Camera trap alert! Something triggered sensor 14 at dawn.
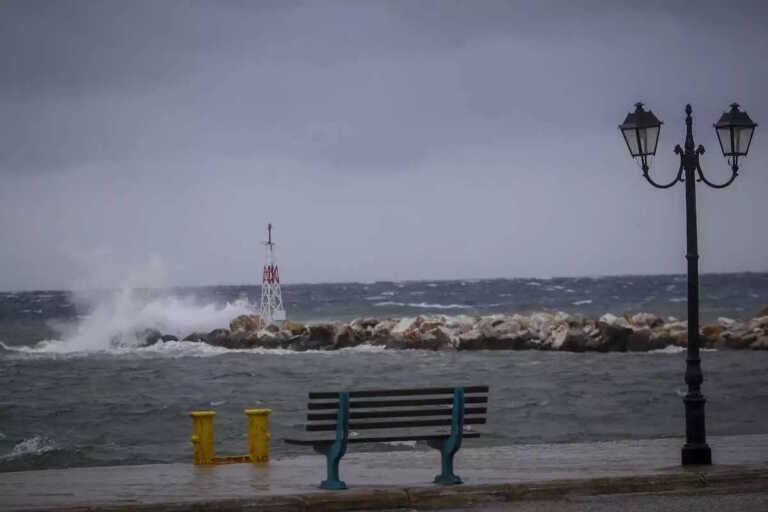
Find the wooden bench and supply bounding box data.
[284,385,489,490]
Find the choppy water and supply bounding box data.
[1,273,767,472]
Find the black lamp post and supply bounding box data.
[619,102,758,466]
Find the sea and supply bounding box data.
[1,273,767,472]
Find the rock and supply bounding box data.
[222,330,251,349]
[206,328,232,347]
[183,332,207,342]
[456,329,484,350]
[334,325,364,349]
[242,330,281,349]
[138,328,163,346]
[627,328,663,351]
[287,334,333,351]
[350,323,372,342]
[476,315,506,333]
[649,332,678,350]
[750,337,768,350]
[398,321,456,351]
[596,322,632,351]
[718,317,737,329]
[372,319,396,340]
[445,315,479,334]
[701,324,724,337]
[308,324,337,346]
[757,306,768,318]
[486,320,527,344]
[700,325,724,347]
[528,312,555,335]
[264,323,280,333]
[548,324,588,351]
[282,320,307,336]
[355,317,380,329]
[663,321,688,339]
[404,329,446,351]
[716,330,753,350]
[748,316,768,330]
[161,334,179,342]
[582,320,598,335]
[558,329,589,352]
[456,326,534,350]
[599,313,631,329]
[392,317,419,335]
[230,314,261,333]
[630,313,663,328]
[419,318,447,333]
[432,326,458,350]
[563,313,587,328]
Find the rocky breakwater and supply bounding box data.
[150,306,768,352]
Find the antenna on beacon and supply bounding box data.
[259,223,286,326]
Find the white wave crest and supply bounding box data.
[649,345,686,354]
[1,338,392,360]
[0,436,56,461]
[572,299,593,305]
[384,440,417,448]
[373,301,471,310]
[649,346,718,355]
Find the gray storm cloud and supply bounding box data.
[1,0,767,290]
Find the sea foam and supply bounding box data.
[0,436,57,461]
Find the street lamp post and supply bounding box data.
[618,103,758,466]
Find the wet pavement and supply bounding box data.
[1,434,767,511]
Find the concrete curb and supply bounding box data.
[41,465,768,512]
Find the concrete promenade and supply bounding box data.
[1,434,767,511]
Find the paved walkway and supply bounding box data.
[1,434,767,511]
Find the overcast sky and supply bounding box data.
[1,0,767,291]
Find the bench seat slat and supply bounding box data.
[307,407,487,421]
[285,432,481,446]
[308,396,487,410]
[306,417,486,432]
[309,385,489,399]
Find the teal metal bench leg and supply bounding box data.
[429,387,464,485]
[431,439,462,485]
[317,392,349,490]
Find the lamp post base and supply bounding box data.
[681,443,712,466]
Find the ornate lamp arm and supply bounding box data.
[696,160,739,189]
[641,146,684,189]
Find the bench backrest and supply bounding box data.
[305,386,488,439]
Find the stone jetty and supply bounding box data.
[147,306,768,352]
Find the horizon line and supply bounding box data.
[2,270,767,294]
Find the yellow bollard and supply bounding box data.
[189,411,216,465]
[245,408,271,462]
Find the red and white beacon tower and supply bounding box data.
[259,223,286,326]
